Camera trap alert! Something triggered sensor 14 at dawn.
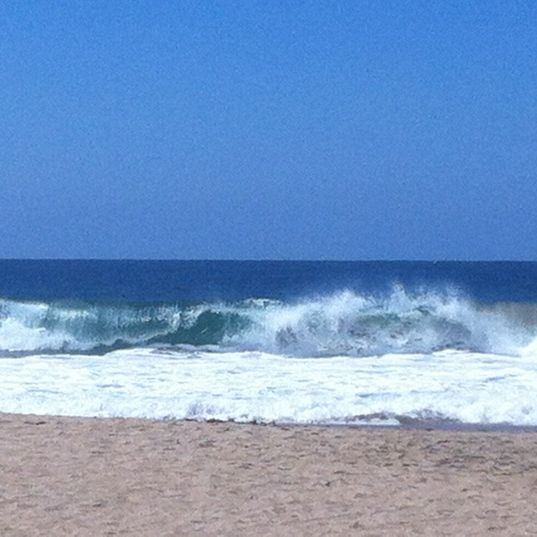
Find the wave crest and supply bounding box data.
[0,287,535,356]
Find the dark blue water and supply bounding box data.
[1,260,536,304]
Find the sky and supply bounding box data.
[1,0,536,260]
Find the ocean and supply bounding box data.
[1,259,537,426]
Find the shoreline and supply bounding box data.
[2,413,537,535]
[5,411,537,434]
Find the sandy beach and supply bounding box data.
[0,415,536,536]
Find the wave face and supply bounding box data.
[1,287,536,357]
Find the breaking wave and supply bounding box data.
[1,287,536,356]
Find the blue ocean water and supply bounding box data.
[1,260,537,426]
[2,259,537,303]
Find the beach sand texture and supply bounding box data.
[1,414,536,536]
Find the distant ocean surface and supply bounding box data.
[1,260,537,426]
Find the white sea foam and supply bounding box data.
[1,347,537,425]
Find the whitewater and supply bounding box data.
[2,280,537,427]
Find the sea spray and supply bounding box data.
[0,287,535,356]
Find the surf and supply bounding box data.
[1,286,535,357]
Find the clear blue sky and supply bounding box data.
[1,0,536,260]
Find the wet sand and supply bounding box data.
[1,414,537,536]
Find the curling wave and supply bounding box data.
[0,287,536,356]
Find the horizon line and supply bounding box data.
[0,257,536,263]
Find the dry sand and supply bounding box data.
[1,414,537,536]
